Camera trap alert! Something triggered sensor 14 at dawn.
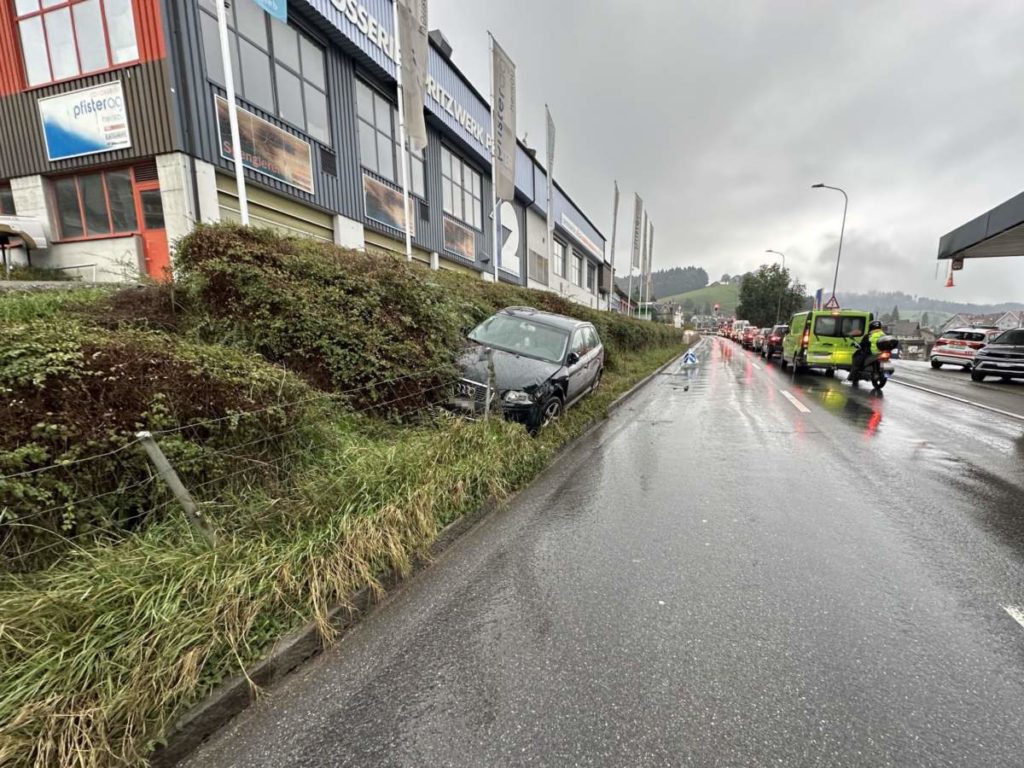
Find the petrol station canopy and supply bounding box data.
[937,189,1024,261]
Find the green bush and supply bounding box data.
[0,319,314,568]
[174,225,462,411]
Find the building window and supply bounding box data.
[0,183,15,216]
[199,0,330,145]
[572,253,582,286]
[355,80,425,196]
[51,169,138,239]
[586,262,597,293]
[441,146,482,230]
[14,0,139,88]
[552,240,566,278]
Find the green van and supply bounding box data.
[780,310,874,375]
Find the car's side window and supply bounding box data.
[585,327,600,350]
[570,330,587,357]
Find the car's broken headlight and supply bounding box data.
[503,390,533,405]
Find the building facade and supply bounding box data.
[0,0,610,305]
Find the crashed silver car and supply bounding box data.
[449,307,605,433]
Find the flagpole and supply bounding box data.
[393,0,414,261]
[608,180,618,312]
[215,0,248,224]
[545,105,554,288]
[488,33,500,283]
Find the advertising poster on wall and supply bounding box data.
[215,96,314,194]
[38,82,132,161]
[363,174,415,235]
[444,217,475,260]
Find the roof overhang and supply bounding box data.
[937,189,1024,260]
[0,216,48,250]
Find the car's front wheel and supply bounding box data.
[971,370,986,382]
[530,395,563,435]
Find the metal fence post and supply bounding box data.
[484,348,496,420]
[137,431,216,547]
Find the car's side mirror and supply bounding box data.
[566,352,580,366]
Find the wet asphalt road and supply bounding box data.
[182,336,1024,768]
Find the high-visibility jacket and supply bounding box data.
[866,328,886,354]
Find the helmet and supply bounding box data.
[869,320,883,331]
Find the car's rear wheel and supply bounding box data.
[825,368,835,378]
[780,355,788,370]
[931,359,942,369]
[970,370,986,382]
[963,365,972,371]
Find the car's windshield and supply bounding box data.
[469,314,570,363]
[993,329,1024,346]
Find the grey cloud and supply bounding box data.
[429,0,1024,304]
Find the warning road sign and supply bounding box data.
[824,295,841,311]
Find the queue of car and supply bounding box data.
[720,313,1024,385]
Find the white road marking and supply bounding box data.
[751,362,762,370]
[1004,605,1024,630]
[891,379,1024,423]
[781,390,811,414]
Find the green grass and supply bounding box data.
[0,344,682,768]
[657,282,739,313]
[0,224,687,768]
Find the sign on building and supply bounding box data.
[38,82,132,161]
[252,0,287,21]
[215,97,314,194]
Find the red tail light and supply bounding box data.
[967,342,984,350]
[770,336,780,342]
[802,332,809,347]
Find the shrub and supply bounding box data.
[0,320,314,568]
[174,225,462,412]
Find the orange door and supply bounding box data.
[134,179,169,280]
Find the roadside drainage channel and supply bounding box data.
[151,347,688,767]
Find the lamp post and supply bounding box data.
[811,183,847,302]
[765,249,786,324]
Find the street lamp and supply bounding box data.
[765,249,786,324]
[811,183,848,302]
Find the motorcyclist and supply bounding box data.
[849,320,886,382]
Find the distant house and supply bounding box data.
[889,320,927,361]
[939,312,1022,333]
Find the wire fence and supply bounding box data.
[1,356,503,570]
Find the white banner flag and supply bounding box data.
[631,194,643,270]
[490,36,517,202]
[546,105,555,178]
[397,0,429,152]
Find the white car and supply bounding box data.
[929,327,1001,370]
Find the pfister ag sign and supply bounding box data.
[38,82,132,162]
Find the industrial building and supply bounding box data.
[0,0,611,308]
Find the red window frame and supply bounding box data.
[51,166,147,242]
[14,0,139,88]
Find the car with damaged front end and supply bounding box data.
[448,307,605,434]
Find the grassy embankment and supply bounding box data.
[0,225,686,767]
[658,281,739,314]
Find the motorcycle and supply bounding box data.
[848,336,898,390]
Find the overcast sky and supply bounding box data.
[429,0,1024,305]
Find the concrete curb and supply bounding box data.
[151,348,686,767]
